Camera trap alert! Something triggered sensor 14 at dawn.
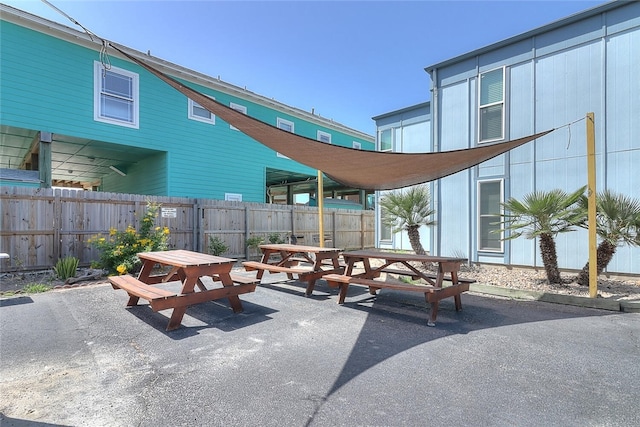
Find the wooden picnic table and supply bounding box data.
[109,249,257,331]
[243,243,344,296]
[324,250,473,326]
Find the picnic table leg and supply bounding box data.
[337,282,349,304]
[218,272,243,313]
[304,279,317,296]
[427,299,439,327]
[126,295,141,307]
[167,307,187,331]
[426,271,447,327]
[451,270,463,311]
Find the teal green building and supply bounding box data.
[0,4,374,203]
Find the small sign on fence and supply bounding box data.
[161,207,177,218]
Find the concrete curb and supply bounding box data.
[469,283,635,312]
[620,300,640,313]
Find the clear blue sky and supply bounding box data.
[5,0,605,134]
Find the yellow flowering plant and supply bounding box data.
[88,202,170,274]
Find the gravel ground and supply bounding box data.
[453,263,639,300]
[1,263,639,301]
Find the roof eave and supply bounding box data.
[0,3,374,141]
[424,0,621,76]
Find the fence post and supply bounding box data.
[53,189,61,263]
[361,212,365,249]
[194,199,201,252]
[244,205,250,260]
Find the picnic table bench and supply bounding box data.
[109,250,257,331]
[323,274,473,326]
[243,243,344,296]
[331,250,475,326]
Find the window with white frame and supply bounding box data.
[94,62,139,128]
[188,98,215,124]
[276,118,294,158]
[317,130,332,144]
[277,117,294,133]
[229,102,247,131]
[478,180,503,252]
[379,128,392,151]
[352,141,361,149]
[478,67,504,142]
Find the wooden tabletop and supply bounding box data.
[258,243,342,253]
[137,249,236,267]
[341,250,466,263]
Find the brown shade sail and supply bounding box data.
[111,44,554,191]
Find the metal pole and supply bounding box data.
[317,171,325,247]
[586,112,598,298]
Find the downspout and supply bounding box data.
[430,68,440,256]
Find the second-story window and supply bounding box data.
[276,118,294,158]
[277,117,294,133]
[379,128,392,151]
[94,62,139,128]
[188,98,215,124]
[317,130,332,144]
[479,67,505,142]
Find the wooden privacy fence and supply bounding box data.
[0,187,375,272]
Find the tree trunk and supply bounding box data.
[576,240,617,286]
[407,225,426,255]
[539,233,562,284]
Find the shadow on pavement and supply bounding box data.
[0,296,34,307]
[0,413,71,427]
[304,286,618,425]
[124,298,278,339]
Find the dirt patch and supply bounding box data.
[0,268,110,295]
[374,261,640,301]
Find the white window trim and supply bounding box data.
[188,97,215,124]
[477,179,504,253]
[277,117,294,133]
[352,141,362,149]
[478,66,505,143]
[317,130,332,144]
[276,118,294,159]
[229,102,247,131]
[94,61,139,128]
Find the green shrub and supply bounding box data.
[88,202,170,275]
[53,256,79,280]
[208,236,229,256]
[246,236,265,249]
[267,232,285,244]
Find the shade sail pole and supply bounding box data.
[586,112,598,298]
[317,171,325,248]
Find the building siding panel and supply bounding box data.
[422,2,639,274]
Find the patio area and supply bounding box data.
[1,272,639,426]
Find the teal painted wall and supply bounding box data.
[1,19,374,200]
[0,180,39,188]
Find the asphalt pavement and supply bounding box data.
[1,274,639,427]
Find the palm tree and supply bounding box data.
[379,184,435,255]
[500,187,585,284]
[575,190,640,286]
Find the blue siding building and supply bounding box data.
[0,4,374,203]
[376,1,639,275]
